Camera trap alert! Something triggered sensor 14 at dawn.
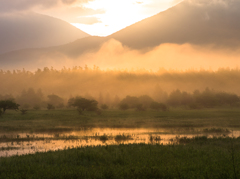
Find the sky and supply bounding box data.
[0,0,181,36]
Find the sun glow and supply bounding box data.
[71,0,177,36]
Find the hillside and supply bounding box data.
[1,0,240,70]
[110,0,240,49]
[0,12,89,54]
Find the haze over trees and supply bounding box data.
[167,88,240,109]
[1,67,240,111]
[1,67,240,104]
[16,88,44,108]
[1,1,240,178]
[47,94,64,108]
[119,95,167,111]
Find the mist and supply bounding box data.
[2,37,240,105]
[78,39,240,71]
[2,64,240,109]
[14,38,240,72]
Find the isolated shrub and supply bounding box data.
[20,109,27,115]
[101,104,109,110]
[47,104,55,110]
[0,99,20,114]
[119,103,129,110]
[68,97,98,111]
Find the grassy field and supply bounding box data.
[0,108,240,134]
[1,108,240,178]
[1,137,240,179]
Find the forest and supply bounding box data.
[1,66,240,111]
[1,67,240,179]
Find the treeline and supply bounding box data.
[2,67,240,100]
[167,88,240,108]
[0,88,65,110]
[1,88,240,111]
[118,88,240,111]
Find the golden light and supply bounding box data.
[71,0,177,36]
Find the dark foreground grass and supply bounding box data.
[1,137,240,179]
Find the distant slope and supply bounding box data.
[0,36,105,70]
[1,0,240,70]
[0,12,89,54]
[110,0,240,49]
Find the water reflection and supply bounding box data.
[0,128,239,157]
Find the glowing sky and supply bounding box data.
[0,0,180,36]
[70,0,181,36]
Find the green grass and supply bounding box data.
[1,137,240,179]
[1,108,240,134]
[1,108,240,178]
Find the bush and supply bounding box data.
[101,104,109,110]
[0,99,20,114]
[150,102,168,111]
[119,103,129,110]
[68,97,98,112]
[47,104,55,110]
[20,109,28,115]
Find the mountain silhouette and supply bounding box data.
[0,12,89,54]
[1,0,240,69]
[110,0,240,49]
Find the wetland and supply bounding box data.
[1,108,240,157]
